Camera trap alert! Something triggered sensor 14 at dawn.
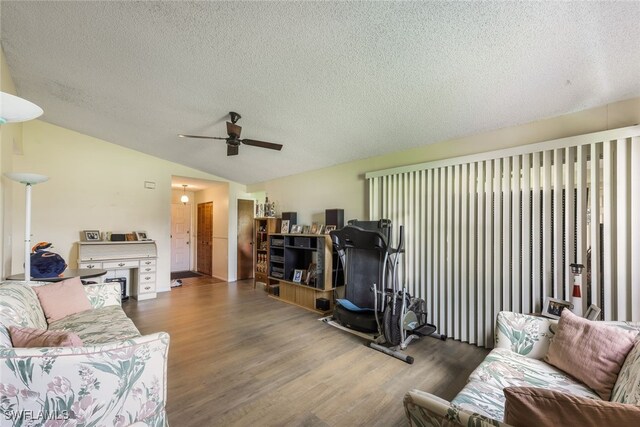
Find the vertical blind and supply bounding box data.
[366,126,640,347]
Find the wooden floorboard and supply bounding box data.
[123,277,489,426]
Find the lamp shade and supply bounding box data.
[0,92,43,124]
[180,184,189,204]
[5,172,49,185]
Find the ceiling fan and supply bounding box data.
[178,112,283,156]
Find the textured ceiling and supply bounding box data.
[2,2,640,184]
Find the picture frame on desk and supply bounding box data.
[135,231,149,241]
[302,225,310,234]
[310,223,318,234]
[584,304,601,321]
[291,224,302,234]
[325,225,336,234]
[281,220,290,234]
[542,297,572,319]
[82,230,101,242]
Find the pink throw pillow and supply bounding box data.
[544,309,637,400]
[33,277,92,323]
[503,387,640,426]
[9,326,83,347]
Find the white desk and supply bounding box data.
[77,241,157,300]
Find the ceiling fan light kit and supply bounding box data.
[179,111,283,156]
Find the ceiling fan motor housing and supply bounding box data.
[227,121,242,139]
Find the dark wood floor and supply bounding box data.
[123,277,488,426]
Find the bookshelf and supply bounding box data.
[254,217,279,290]
[268,233,339,314]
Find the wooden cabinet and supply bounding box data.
[254,217,279,289]
[268,233,337,314]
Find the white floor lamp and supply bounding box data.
[1,90,45,283]
[5,173,49,283]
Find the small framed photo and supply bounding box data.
[292,269,304,283]
[302,225,310,234]
[584,304,601,321]
[310,223,318,234]
[135,231,149,241]
[126,233,137,241]
[542,297,573,319]
[83,230,101,242]
[291,224,302,234]
[317,224,325,235]
[281,220,290,234]
[325,225,337,234]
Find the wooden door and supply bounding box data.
[197,202,213,276]
[171,203,191,272]
[237,199,254,280]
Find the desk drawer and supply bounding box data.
[138,273,156,284]
[103,260,139,269]
[140,265,156,274]
[139,282,156,294]
[79,262,102,269]
[140,259,156,267]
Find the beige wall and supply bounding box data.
[248,97,640,225]
[7,120,239,291]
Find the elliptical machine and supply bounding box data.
[326,220,445,364]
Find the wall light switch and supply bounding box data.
[144,181,156,189]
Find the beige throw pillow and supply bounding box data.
[9,326,83,347]
[544,309,636,400]
[504,387,640,427]
[33,277,92,323]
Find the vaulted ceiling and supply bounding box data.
[2,2,639,184]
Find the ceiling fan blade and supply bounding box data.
[227,144,239,156]
[179,134,227,140]
[241,139,283,151]
[226,122,242,138]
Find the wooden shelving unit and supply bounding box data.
[268,233,338,314]
[254,217,279,290]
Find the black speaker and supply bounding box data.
[282,212,297,225]
[325,209,344,229]
[316,298,330,311]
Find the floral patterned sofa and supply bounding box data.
[404,311,640,426]
[0,281,170,427]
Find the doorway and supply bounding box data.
[197,202,213,276]
[171,203,191,272]
[237,199,254,280]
